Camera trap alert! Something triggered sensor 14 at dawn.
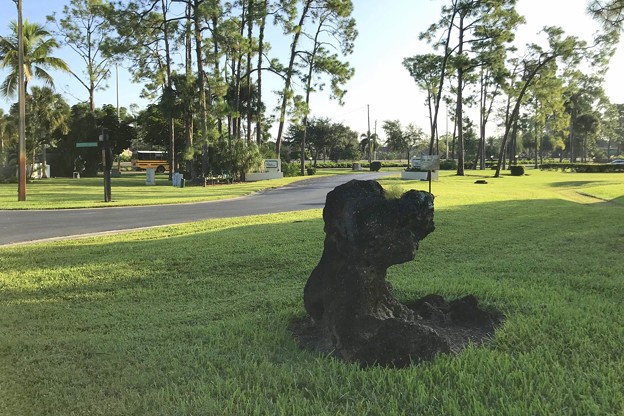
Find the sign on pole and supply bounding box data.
[420,155,440,193]
[76,142,99,148]
[420,155,440,171]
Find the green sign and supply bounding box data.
[76,142,99,148]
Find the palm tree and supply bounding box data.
[359,132,380,163]
[0,109,9,158]
[0,19,70,97]
[27,86,70,177]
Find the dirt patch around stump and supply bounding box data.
[290,293,503,366]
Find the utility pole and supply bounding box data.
[374,120,377,160]
[16,0,26,201]
[116,64,120,120]
[445,105,449,160]
[101,127,112,202]
[367,104,371,163]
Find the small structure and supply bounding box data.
[293,180,501,367]
[172,172,185,187]
[26,163,50,179]
[145,168,156,185]
[245,159,284,182]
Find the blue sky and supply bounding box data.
[1,0,621,140]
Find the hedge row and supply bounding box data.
[280,161,407,176]
[539,163,624,173]
[311,161,407,169]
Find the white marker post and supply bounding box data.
[420,155,440,193]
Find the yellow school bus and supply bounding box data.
[131,150,169,173]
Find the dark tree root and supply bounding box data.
[290,293,503,368]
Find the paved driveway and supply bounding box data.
[0,172,394,246]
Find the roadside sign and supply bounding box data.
[420,155,440,171]
[76,142,99,148]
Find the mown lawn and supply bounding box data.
[0,170,623,415]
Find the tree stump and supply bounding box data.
[298,179,500,367]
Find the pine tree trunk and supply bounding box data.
[275,0,313,157]
[455,14,465,176]
[234,2,246,141]
[212,14,223,138]
[256,0,266,145]
[161,0,175,179]
[185,3,194,177]
[429,6,457,156]
[194,0,208,176]
[246,0,254,143]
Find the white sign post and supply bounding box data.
[420,155,440,193]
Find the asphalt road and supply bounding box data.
[0,172,392,246]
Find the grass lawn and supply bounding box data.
[0,170,623,415]
[0,169,360,210]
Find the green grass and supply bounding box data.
[1,170,623,415]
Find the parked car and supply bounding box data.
[608,159,624,165]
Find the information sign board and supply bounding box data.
[420,155,440,171]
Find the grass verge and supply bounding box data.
[0,170,623,415]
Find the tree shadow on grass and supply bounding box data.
[548,180,608,188]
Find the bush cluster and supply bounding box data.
[281,160,407,175]
[369,161,382,172]
[310,161,407,169]
[509,165,525,176]
[464,161,497,169]
[539,163,624,173]
[439,159,458,170]
[312,161,354,168]
[0,175,18,184]
[384,184,404,200]
[281,161,302,177]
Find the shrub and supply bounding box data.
[384,184,404,200]
[230,141,263,181]
[439,159,457,170]
[307,167,316,176]
[281,161,301,177]
[509,165,525,176]
[302,161,407,169]
[0,175,18,184]
[370,161,382,172]
[539,163,624,173]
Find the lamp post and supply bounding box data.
[16,0,26,201]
